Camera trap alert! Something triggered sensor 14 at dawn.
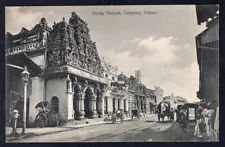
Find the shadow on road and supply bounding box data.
[156,121,173,123]
[145,120,155,122]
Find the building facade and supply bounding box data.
[101,58,130,115]
[164,94,187,109]
[196,5,219,104]
[175,96,188,106]
[155,86,163,104]
[146,89,157,114]
[6,12,109,126]
[164,94,175,109]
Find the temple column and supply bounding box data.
[138,97,141,110]
[125,99,129,112]
[108,97,113,113]
[75,93,85,120]
[89,95,97,118]
[140,97,143,112]
[96,95,103,118]
[115,98,118,109]
[102,95,105,116]
[120,98,123,110]
[66,75,73,120]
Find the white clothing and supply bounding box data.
[214,106,219,131]
[204,109,214,137]
[161,102,166,113]
[194,119,202,137]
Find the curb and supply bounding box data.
[6,118,132,142]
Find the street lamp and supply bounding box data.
[21,66,30,134]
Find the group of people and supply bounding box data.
[194,101,219,141]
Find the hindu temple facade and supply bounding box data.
[6,12,162,127]
[6,12,108,126]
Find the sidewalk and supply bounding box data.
[6,116,131,141]
[6,115,156,142]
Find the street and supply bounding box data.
[9,116,203,142]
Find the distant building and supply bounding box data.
[175,96,187,107]
[101,57,118,83]
[101,58,130,114]
[164,94,175,109]
[164,94,187,109]
[146,89,157,114]
[135,70,141,83]
[155,86,163,104]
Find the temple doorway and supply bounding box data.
[84,87,93,118]
[51,96,59,114]
[113,98,115,110]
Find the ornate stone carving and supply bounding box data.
[46,12,104,77]
[84,80,88,88]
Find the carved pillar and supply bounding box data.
[139,97,142,112]
[89,95,97,118]
[102,95,105,116]
[123,99,128,112]
[120,98,123,110]
[96,94,103,118]
[74,93,85,120]
[116,97,119,110]
[141,97,144,113]
[96,84,103,118]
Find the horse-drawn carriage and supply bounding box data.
[112,109,124,124]
[131,109,141,120]
[157,100,173,122]
[34,101,59,128]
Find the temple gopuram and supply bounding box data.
[6,12,107,126]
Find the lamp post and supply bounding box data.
[21,66,30,134]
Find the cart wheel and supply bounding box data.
[36,112,48,127]
[35,118,44,128]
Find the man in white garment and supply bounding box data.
[214,106,219,141]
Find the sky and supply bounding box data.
[5,5,207,102]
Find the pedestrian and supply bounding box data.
[174,109,177,122]
[194,104,204,138]
[170,108,174,121]
[180,106,188,132]
[203,102,214,139]
[213,106,219,141]
[176,107,181,123]
[209,100,219,141]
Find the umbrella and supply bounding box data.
[35,101,49,109]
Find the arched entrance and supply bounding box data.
[118,99,120,109]
[84,87,94,118]
[51,96,59,113]
[104,97,108,114]
[124,99,126,112]
[113,98,116,110]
